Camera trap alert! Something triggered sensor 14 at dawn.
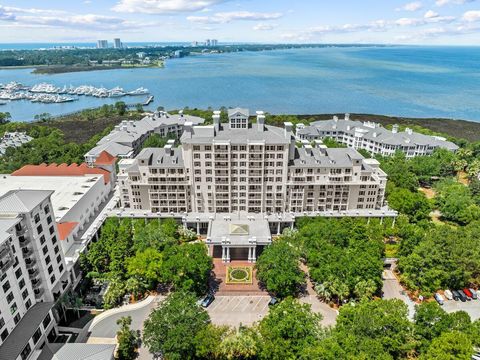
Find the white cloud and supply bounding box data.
[463,10,480,21]
[112,0,228,14]
[187,11,282,24]
[436,0,476,6]
[396,1,423,11]
[424,10,439,18]
[253,23,275,31]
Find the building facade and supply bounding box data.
[0,190,68,360]
[296,114,459,158]
[119,109,387,216]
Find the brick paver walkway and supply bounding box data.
[211,259,267,295]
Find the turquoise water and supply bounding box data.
[1,46,480,122]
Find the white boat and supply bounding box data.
[128,87,149,96]
[109,86,126,97]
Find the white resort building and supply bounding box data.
[118,109,394,262]
[295,114,458,157]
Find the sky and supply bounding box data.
[0,0,479,45]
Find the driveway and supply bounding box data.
[382,269,415,320]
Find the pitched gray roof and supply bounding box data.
[136,147,184,168]
[52,344,116,360]
[228,108,250,118]
[182,124,291,145]
[291,147,365,168]
[0,217,21,243]
[0,189,53,213]
[0,302,53,360]
[303,119,459,150]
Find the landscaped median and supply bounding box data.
[225,266,253,285]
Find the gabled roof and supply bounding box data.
[94,151,117,166]
[12,163,112,184]
[57,222,79,240]
[228,107,250,118]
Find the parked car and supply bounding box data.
[444,290,453,300]
[434,293,444,305]
[452,290,461,301]
[477,290,480,299]
[268,297,278,306]
[463,288,473,299]
[469,289,478,300]
[457,290,468,302]
[200,294,215,308]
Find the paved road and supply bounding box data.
[299,295,338,326]
[382,269,415,320]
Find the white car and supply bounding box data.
[444,290,453,300]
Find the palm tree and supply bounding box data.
[314,283,332,302]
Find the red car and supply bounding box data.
[463,288,473,299]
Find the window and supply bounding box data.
[0,318,4,329]
[56,255,62,264]
[14,313,21,325]
[34,213,41,223]
[25,299,32,310]
[59,264,64,273]
[42,246,48,255]
[22,289,29,300]
[49,226,54,235]
[42,313,51,329]
[45,255,51,265]
[40,235,46,245]
[21,343,31,360]
[6,292,14,304]
[50,275,56,284]
[36,225,43,235]
[48,265,53,275]
[15,268,22,279]
[47,216,52,225]
[2,281,10,292]
[10,303,17,315]
[54,246,59,255]
[44,205,50,214]
[19,279,25,289]
[1,329,8,341]
[33,328,42,344]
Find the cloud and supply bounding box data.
[424,10,439,18]
[463,10,480,21]
[436,0,476,6]
[396,2,423,11]
[0,6,16,21]
[187,11,282,24]
[112,0,228,14]
[253,23,275,31]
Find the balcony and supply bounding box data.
[25,259,37,269]
[22,247,33,257]
[28,268,39,279]
[34,288,45,299]
[19,236,30,245]
[16,224,27,236]
[32,277,42,288]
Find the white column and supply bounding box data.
[252,246,256,263]
[290,222,294,230]
[392,217,396,228]
[197,222,200,235]
[222,246,226,262]
[226,247,230,263]
[248,247,252,263]
[277,222,281,235]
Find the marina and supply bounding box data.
[0,81,149,104]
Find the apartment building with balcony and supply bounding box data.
[118,109,391,262]
[296,114,458,158]
[0,190,68,360]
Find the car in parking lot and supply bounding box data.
[469,289,478,300]
[457,290,468,302]
[463,288,474,300]
[200,294,215,308]
[268,297,278,306]
[434,293,444,305]
[444,290,453,300]
[451,290,461,301]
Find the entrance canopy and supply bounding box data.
[207,213,272,246]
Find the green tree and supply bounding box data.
[218,328,258,360]
[255,239,305,298]
[387,186,432,222]
[257,298,323,360]
[143,291,210,360]
[421,331,473,360]
[126,248,163,288]
[160,243,212,295]
[116,316,140,360]
[115,101,127,116]
[194,324,229,360]
[0,112,11,124]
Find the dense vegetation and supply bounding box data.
[80,218,209,308]
[143,292,480,360]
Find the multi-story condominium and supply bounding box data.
[118,109,391,262]
[296,114,458,157]
[0,190,68,360]
[84,111,204,165]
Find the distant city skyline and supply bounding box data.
[0,0,479,45]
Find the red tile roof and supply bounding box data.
[94,151,117,166]
[12,163,111,184]
[57,222,78,241]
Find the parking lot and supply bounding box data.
[206,295,338,327]
[443,298,480,320]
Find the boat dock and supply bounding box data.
[143,96,154,106]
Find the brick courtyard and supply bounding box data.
[211,259,268,295]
